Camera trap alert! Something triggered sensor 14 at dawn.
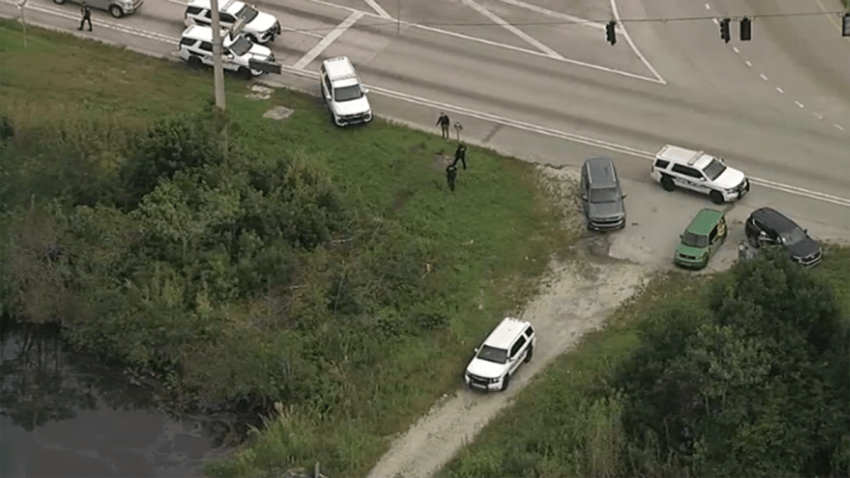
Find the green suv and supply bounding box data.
[674,208,728,269]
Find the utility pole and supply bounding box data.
[209,0,226,109]
[17,0,27,49]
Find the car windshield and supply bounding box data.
[228,35,253,56]
[334,85,363,102]
[779,227,807,245]
[589,187,620,203]
[235,4,259,22]
[477,345,508,364]
[702,158,727,181]
[682,231,709,248]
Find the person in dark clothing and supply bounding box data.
[79,2,92,31]
[446,164,457,192]
[452,144,467,170]
[436,112,450,140]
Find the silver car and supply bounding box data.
[53,0,143,18]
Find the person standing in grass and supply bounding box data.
[452,144,467,170]
[436,112,450,140]
[446,164,457,192]
[79,2,92,31]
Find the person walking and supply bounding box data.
[452,144,467,170]
[446,164,457,192]
[436,112,450,140]
[79,2,92,31]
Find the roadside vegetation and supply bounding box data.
[0,20,577,478]
[442,245,850,478]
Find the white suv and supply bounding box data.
[464,318,536,392]
[184,0,281,44]
[320,57,373,127]
[651,144,750,204]
[177,25,276,79]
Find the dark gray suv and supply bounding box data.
[580,157,627,231]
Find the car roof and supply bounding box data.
[751,207,799,232]
[584,157,618,188]
[187,0,246,13]
[323,57,358,82]
[657,145,715,168]
[182,25,235,43]
[686,208,724,236]
[483,317,531,349]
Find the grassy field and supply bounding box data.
[440,244,850,477]
[0,20,579,477]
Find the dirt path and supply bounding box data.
[366,167,649,478]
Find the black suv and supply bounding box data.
[745,207,822,267]
[580,157,627,231]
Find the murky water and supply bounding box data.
[1,322,230,478]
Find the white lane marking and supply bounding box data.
[166,0,187,4]
[494,0,608,32]
[732,47,739,53]
[795,101,804,108]
[273,64,850,208]
[712,18,719,24]
[759,73,768,80]
[461,0,563,60]
[745,60,752,67]
[776,87,784,93]
[293,11,363,70]
[705,3,711,8]
[297,0,664,83]
[836,124,845,131]
[814,113,824,120]
[363,0,391,20]
[280,25,325,39]
[610,0,667,84]
[18,2,176,42]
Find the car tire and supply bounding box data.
[109,5,123,17]
[187,56,202,68]
[238,67,252,80]
[710,190,725,205]
[661,176,675,191]
[501,374,510,391]
[524,346,533,363]
[748,234,759,248]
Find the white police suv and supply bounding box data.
[464,317,536,392]
[651,144,750,204]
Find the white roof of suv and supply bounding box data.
[483,317,530,349]
[182,24,230,43]
[323,57,358,85]
[656,144,715,168]
[187,0,245,14]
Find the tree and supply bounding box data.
[618,248,850,477]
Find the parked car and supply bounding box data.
[177,25,276,79]
[580,157,627,231]
[464,318,536,392]
[651,145,750,204]
[674,208,728,269]
[320,56,372,127]
[184,0,281,44]
[53,0,143,18]
[745,207,822,267]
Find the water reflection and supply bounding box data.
[0,322,228,478]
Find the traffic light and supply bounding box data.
[606,21,616,45]
[740,17,751,41]
[843,13,850,37]
[720,18,731,43]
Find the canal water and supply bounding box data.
[1,322,231,478]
